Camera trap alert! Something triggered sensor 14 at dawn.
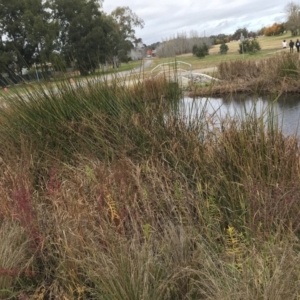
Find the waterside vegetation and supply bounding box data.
[190,52,300,96]
[154,33,300,97]
[0,74,299,299]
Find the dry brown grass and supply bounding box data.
[1,152,299,299]
[0,221,31,299]
[189,52,300,96]
[0,77,299,298]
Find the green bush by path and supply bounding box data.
[239,39,261,54]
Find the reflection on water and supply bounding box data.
[181,94,300,136]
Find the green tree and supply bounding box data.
[0,0,144,77]
[232,28,248,40]
[0,0,57,74]
[239,39,261,54]
[192,43,209,58]
[49,52,67,72]
[48,0,109,75]
[48,2,144,74]
[257,26,266,36]
[219,42,229,54]
[109,6,144,67]
[0,46,15,80]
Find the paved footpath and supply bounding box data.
[0,59,154,101]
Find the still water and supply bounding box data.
[181,94,300,136]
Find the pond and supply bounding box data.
[181,94,300,136]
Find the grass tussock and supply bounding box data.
[190,52,300,96]
[0,76,299,299]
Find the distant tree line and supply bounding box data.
[255,2,300,36]
[0,0,144,76]
[146,1,300,59]
[148,42,161,50]
[155,31,212,58]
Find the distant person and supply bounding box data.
[282,39,287,49]
[289,40,294,53]
[296,39,300,52]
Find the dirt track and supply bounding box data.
[192,67,217,74]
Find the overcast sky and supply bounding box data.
[102,0,288,45]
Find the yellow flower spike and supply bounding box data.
[225,226,244,272]
[106,193,120,224]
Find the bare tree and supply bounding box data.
[156,31,212,58]
[285,2,300,36]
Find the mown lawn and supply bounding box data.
[150,32,300,71]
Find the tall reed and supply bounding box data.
[191,52,300,96]
[0,75,299,298]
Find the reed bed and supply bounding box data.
[0,75,299,299]
[190,52,300,96]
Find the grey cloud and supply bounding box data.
[102,0,288,44]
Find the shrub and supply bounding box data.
[239,38,261,54]
[219,42,229,54]
[192,43,209,58]
[277,52,300,78]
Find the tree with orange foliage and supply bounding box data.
[264,23,285,36]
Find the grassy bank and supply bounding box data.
[189,52,300,96]
[152,32,297,70]
[0,77,300,299]
[147,33,300,97]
